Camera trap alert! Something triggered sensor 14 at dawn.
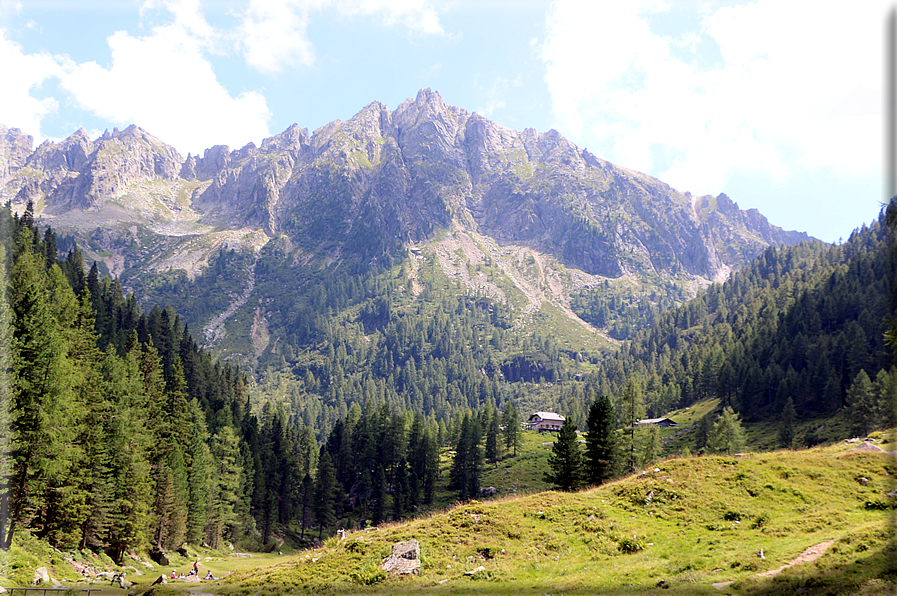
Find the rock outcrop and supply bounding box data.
[0,89,813,281]
[0,90,817,353]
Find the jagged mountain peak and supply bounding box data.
[1,90,813,292]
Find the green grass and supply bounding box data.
[212,444,895,595]
[5,442,894,595]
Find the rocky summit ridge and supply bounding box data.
[0,90,813,353]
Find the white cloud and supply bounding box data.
[0,28,62,137]
[237,0,445,74]
[476,75,522,118]
[58,5,271,155]
[141,0,218,46]
[541,0,887,196]
[239,0,325,73]
[336,0,445,36]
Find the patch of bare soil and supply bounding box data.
[755,540,836,578]
[711,540,836,591]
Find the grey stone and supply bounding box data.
[381,539,421,576]
[33,566,50,585]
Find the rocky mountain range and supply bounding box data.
[0,89,814,358]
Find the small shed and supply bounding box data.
[527,412,565,432]
[637,417,678,427]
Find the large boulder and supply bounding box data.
[381,539,421,576]
[149,548,169,566]
[848,442,884,454]
[32,567,50,585]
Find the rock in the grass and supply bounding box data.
[381,539,421,575]
[33,567,50,585]
[465,565,487,576]
[849,442,884,454]
[149,548,169,566]
[480,486,498,497]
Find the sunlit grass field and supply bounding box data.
[213,443,895,595]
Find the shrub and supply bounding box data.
[350,564,387,585]
[751,513,770,529]
[617,536,645,554]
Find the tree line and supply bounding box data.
[1,203,317,557]
[542,386,747,492]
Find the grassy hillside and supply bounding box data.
[216,443,895,595]
[3,440,893,595]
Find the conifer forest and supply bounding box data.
[2,198,896,557]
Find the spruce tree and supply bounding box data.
[584,394,615,486]
[485,409,500,464]
[543,418,583,492]
[450,412,482,501]
[313,451,337,538]
[208,426,244,548]
[7,229,86,548]
[779,396,796,449]
[846,370,875,436]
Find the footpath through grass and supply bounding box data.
[213,443,896,595]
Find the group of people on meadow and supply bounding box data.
[169,559,216,581]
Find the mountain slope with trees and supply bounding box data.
[0,91,812,371]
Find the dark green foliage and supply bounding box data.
[543,418,583,492]
[0,205,275,555]
[485,407,500,464]
[779,396,796,449]
[584,392,615,486]
[581,215,895,440]
[450,412,482,501]
[571,278,686,340]
[313,451,338,538]
[846,370,875,437]
[502,404,521,457]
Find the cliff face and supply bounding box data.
[2,125,183,214]
[0,89,813,314]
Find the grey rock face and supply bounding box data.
[0,124,33,183]
[1,90,812,282]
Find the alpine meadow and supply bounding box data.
[0,90,895,595]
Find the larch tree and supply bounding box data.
[502,404,521,456]
[620,379,645,473]
[707,407,746,455]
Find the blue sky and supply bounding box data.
[0,0,889,244]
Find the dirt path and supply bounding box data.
[711,540,835,591]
